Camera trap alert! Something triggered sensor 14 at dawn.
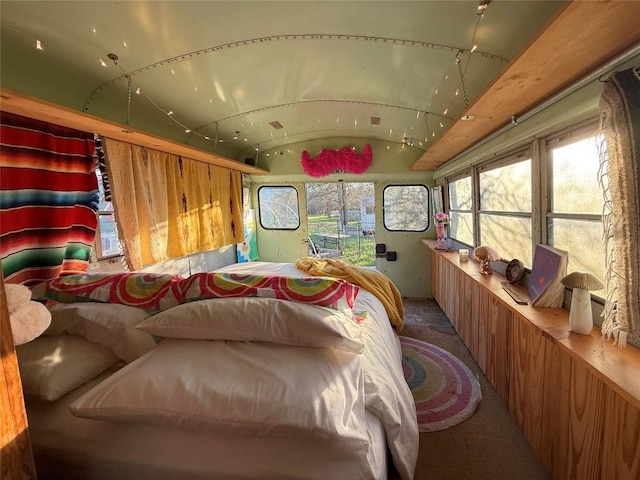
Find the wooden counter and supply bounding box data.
[424,240,640,480]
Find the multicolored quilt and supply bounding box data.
[35,271,359,313]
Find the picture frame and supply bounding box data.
[432,186,443,215]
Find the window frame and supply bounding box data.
[257,185,301,231]
[443,117,604,299]
[382,184,430,232]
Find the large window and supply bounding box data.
[546,125,604,297]
[258,186,300,230]
[478,153,533,266]
[448,175,474,246]
[94,168,122,259]
[383,185,429,231]
[444,119,605,297]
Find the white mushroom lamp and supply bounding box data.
[560,271,603,335]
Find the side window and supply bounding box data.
[546,129,604,297]
[478,155,533,266]
[94,168,122,259]
[258,186,300,230]
[383,185,429,231]
[448,175,474,246]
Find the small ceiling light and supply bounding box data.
[470,45,478,53]
[135,87,141,94]
[167,110,174,116]
[477,0,491,14]
[185,129,191,133]
[35,39,44,50]
[461,114,475,121]
[443,108,449,115]
[99,58,108,67]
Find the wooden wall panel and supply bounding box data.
[566,360,606,479]
[427,244,640,480]
[483,294,511,404]
[0,275,37,479]
[601,387,640,480]
[474,281,489,375]
[541,340,573,479]
[509,317,546,452]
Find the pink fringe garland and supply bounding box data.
[301,144,372,177]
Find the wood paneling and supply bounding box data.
[426,241,640,480]
[0,88,268,176]
[0,275,37,479]
[412,1,640,171]
[601,391,640,480]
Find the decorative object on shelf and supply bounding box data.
[560,271,603,335]
[472,245,500,275]
[300,144,372,177]
[458,248,469,262]
[505,258,525,283]
[528,244,568,308]
[433,212,449,250]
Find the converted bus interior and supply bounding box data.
[1,1,639,479]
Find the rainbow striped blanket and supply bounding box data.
[35,271,359,314]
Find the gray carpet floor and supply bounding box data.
[390,298,551,480]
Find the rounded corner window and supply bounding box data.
[382,184,430,232]
[258,185,300,230]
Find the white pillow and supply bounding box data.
[17,335,119,402]
[45,303,157,362]
[69,338,368,449]
[135,297,363,353]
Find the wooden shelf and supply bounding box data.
[424,239,640,480]
[0,88,268,176]
[423,239,640,409]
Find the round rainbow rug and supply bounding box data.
[399,336,482,432]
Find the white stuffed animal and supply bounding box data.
[5,283,52,346]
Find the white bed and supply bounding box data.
[20,262,418,479]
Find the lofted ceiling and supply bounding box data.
[1,1,639,173]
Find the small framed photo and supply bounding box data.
[432,186,443,215]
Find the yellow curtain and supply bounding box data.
[103,138,243,270]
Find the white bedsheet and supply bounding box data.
[215,262,419,479]
[26,261,417,480]
[27,366,388,480]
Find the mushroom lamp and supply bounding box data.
[472,246,500,275]
[560,271,603,335]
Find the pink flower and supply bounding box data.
[433,212,449,224]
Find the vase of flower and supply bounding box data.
[436,223,445,248]
[433,212,449,249]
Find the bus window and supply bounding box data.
[258,186,300,230]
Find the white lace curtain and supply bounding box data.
[598,66,640,348]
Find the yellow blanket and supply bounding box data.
[295,256,404,331]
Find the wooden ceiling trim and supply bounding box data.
[412,0,640,172]
[0,89,268,175]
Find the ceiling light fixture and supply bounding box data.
[477,0,491,14]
